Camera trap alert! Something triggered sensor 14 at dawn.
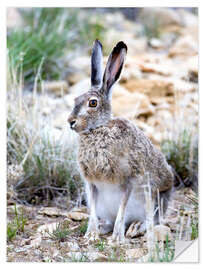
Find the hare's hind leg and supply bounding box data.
[85,183,100,240]
[112,180,132,243]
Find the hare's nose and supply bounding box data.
[68,118,76,129]
[70,120,76,128]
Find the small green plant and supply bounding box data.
[48,222,70,241]
[78,220,88,235]
[95,239,105,252]
[70,253,90,262]
[186,192,198,240]
[7,204,27,241]
[191,219,198,240]
[149,235,175,262]
[156,237,174,262]
[108,247,125,262]
[7,223,17,241]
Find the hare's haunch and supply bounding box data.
[68,40,174,242]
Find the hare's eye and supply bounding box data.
[89,99,97,107]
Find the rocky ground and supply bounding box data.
[7,8,198,262]
[7,187,197,262]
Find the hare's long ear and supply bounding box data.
[91,39,103,88]
[102,41,127,98]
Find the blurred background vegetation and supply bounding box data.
[7,8,105,85]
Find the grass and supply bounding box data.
[7,204,27,241]
[70,253,90,262]
[107,247,125,262]
[78,220,88,235]
[95,239,106,252]
[155,236,174,262]
[7,55,82,207]
[148,236,175,262]
[47,221,70,242]
[186,192,198,240]
[161,129,198,190]
[7,8,106,85]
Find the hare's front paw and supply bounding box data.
[85,231,100,242]
[111,222,125,244]
[85,220,100,241]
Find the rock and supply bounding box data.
[67,71,87,85]
[86,251,107,262]
[112,84,129,98]
[67,211,89,221]
[43,81,69,96]
[38,207,69,217]
[148,38,165,50]
[104,29,147,55]
[138,8,182,28]
[65,241,80,251]
[124,79,174,98]
[112,89,155,118]
[120,66,142,82]
[29,235,42,248]
[139,62,172,76]
[185,56,198,83]
[154,224,172,241]
[167,78,197,93]
[126,248,145,260]
[168,35,198,58]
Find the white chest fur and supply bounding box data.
[85,181,146,225]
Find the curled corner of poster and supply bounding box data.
[174,239,199,263]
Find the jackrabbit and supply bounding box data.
[68,40,174,242]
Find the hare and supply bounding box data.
[68,40,174,242]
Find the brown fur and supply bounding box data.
[78,117,173,197]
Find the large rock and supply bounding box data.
[67,70,88,86]
[123,79,174,98]
[104,29,147,55]
[168,35,198,58]
[138,8,182,28]
[112,85,155,118]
